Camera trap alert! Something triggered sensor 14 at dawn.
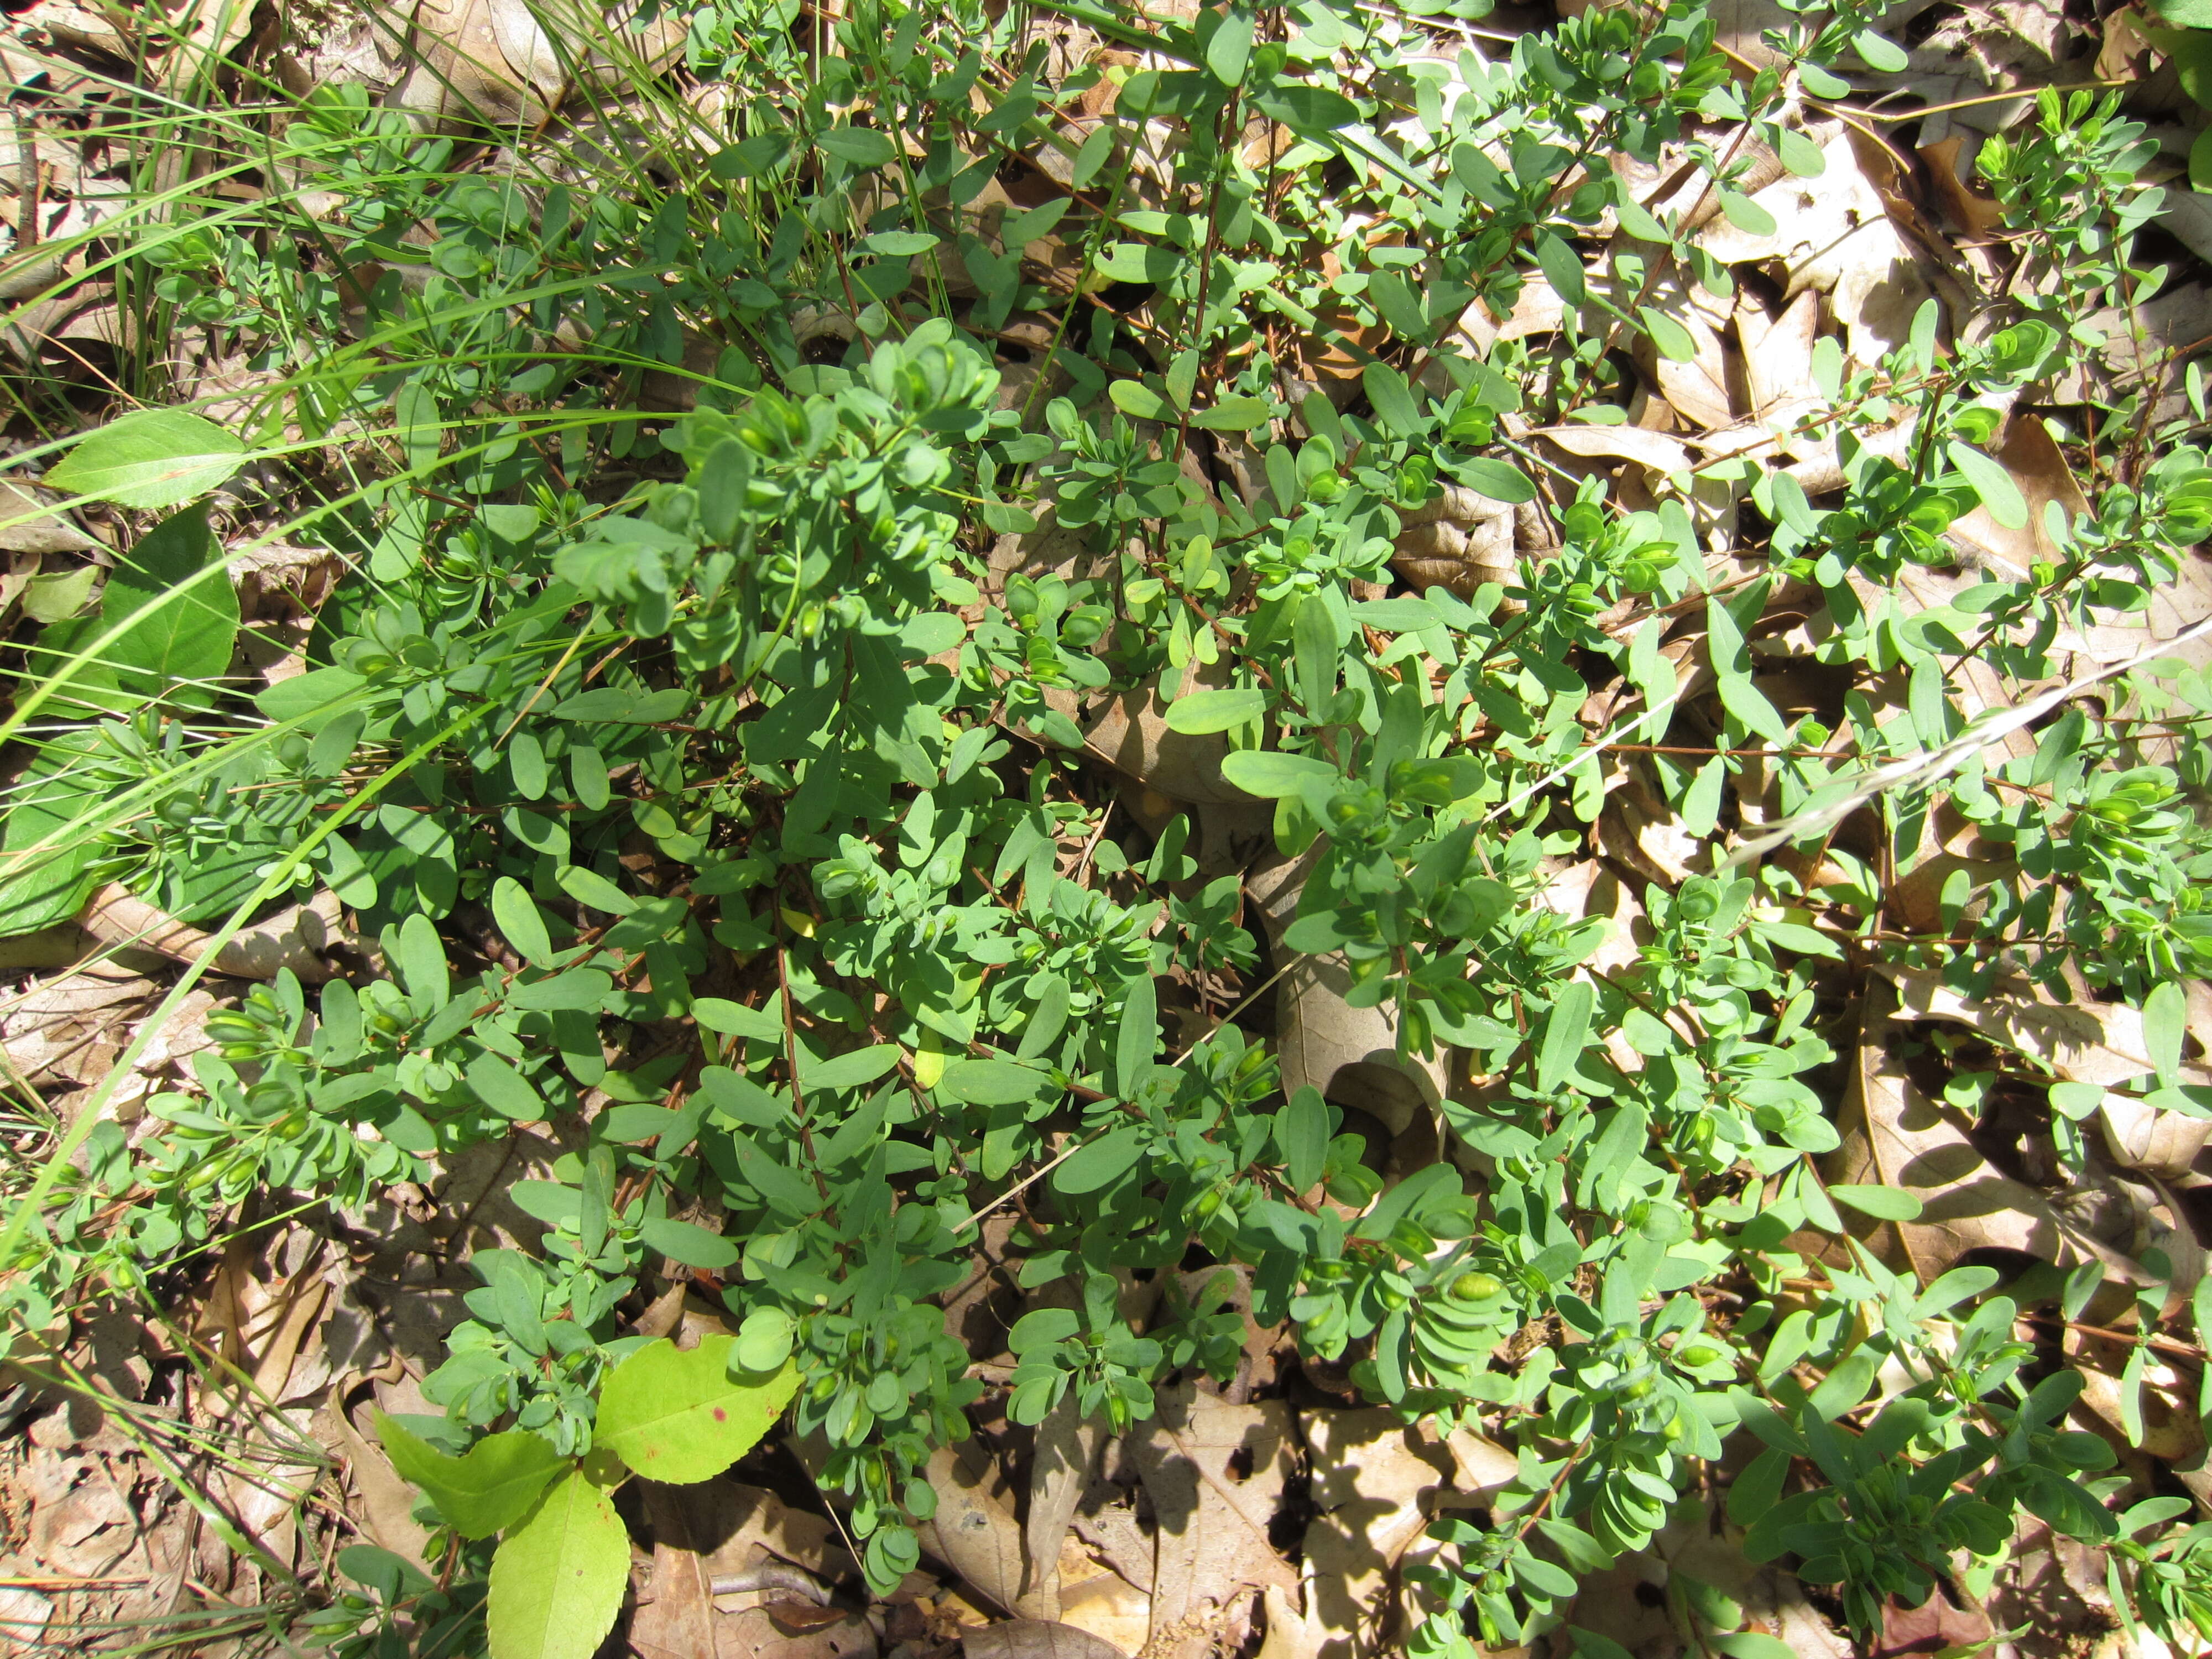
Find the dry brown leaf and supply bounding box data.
[1695,131,1934,366]
[635,1483,731,1659]
[1083,659,1255,806]
[1880,965,2207,1091]
[1532,421,1693,477]
[1919,134,2007,237]
[1945,414,2087,574]
[1301,1407,1475,1659]
[719,1605,876,1659]
[314,1385,435,1570]
[0,1586,54,1652]
[1826,978,2187,1315]
[1056,1563,1150,1656]
[1128,1386,1296,1659]
[1254,1584,1325,1659]
[0,479,96,555]
[1246,847,1448,1139]
[921,1442,1025,1614]
[1391,482,1514,599]
[77,883,371,983]
[1737,289,1819,420]
[388,0,557,127]
[1631,298,1739,430]
[1880,964,2212,1180]
[1564,1492,1853,1658]
[964,1621,1131,1659]
[0,962,156,1089]
[1018,1392,1102,1620]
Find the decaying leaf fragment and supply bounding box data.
[1827,978,2197,1318]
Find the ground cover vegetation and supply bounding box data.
[4,0,2212,1654]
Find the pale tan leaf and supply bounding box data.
[1827,979,2185,1313]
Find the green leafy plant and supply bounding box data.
[7,1,2212,1656]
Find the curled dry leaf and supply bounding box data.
[1255,1584,1326,1659]
[1694,130,1934,367]
[1083,658,1258,807]
[1247,845,1452,1138]
[1880,964,2212,1178]
[1018,1391,1103,1620]
[1554,1492,1851,1659]
[0,961,156,1089]
[1944,413,2087,574]
[1881,964,2206,1090]
[314,1383,436,1570]
[1301,1406,1500,1659]
[635,1483,732,1659]
[1738,288,1820,420]
[1390,482,1514,599]
[388,0,564,127]
[77,883,372,983]
[0,479,97,555]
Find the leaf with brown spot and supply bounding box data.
[596,1337,799,1485]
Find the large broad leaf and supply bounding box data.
[375,1414,565,1541]
[0,734,106,935]
[44,409,246,509]
[486,1469,629,1659]
[102,505,240,702]
[594,1336,798,1483]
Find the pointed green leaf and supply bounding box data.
[1448,456,1535,504]
[1115,974,1157,1100]
[102,505,239,701]
[1947,440,2027,529]
[374,1415,564,1541]
[1360,362,1422,436]
[1108,379,1172,420]
[1053,1124,1148,1196]
[466,1052,546,1123]
[1638,305,1698,363]
[2146,979,2187,1087]
[1827,1183,1923,1222]
[1277,1086,1329,1192]
[1851,27,1908,71]
[1220,749,1338,797]
[1717,188,1776,237]
[486,1469,629,1659]
[1203,8,1253,85]
[45,409,246,508]
[1535,979,1594,1094]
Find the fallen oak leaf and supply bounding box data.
[1824,978,2190,1317]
